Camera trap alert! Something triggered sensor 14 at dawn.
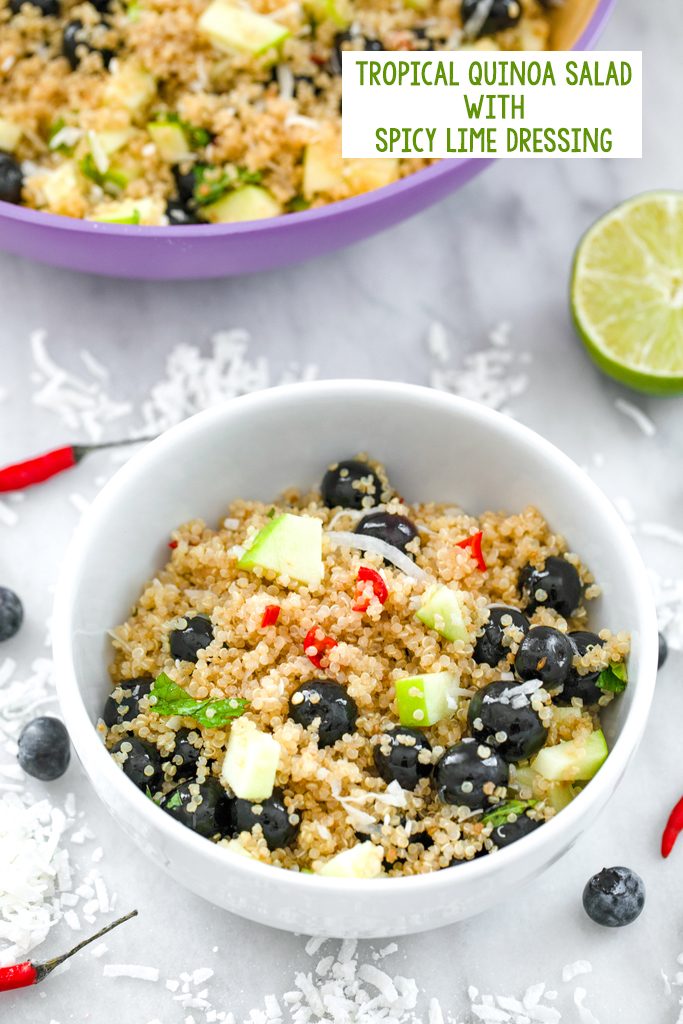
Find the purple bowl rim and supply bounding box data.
[0,0,615,240]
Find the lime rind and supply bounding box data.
[571,190,683,395]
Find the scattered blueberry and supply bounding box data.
[582,866,645,927]
[434,738,508,810]
[329,32,384,76]
[473,606,530,667]
[169,615,214,663]
[514,625,575,689]
[461,0,521,37]
[62,19,114,70]
[490,811,541,848]
[230,787,299,850]
[519,556,582,617]
[468,680,547,763]
[321,459,383,510]
[172,165,197,205]
[10,0,59,14]
[102,677,153,728]
[163,727,202,781]
[355,512,418,556]
[166,200,204,226]
[0,154,23,206]
[161,778,232,838]
[17,717,70,780]
[554,631,603,706]
[111,736,162,792]
[289,679,358,747]
[658,632,668,670]
[373,727,432,791]
[0,587,23,641]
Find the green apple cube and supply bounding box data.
[395,671,457,727]
[238,513,323,587]
[225,838,255,858]
[198,0,290,55]
[416,584,468,642]
[221,718,280,801]
[532,729,608,782]
[547,782,579,812]
[204,185,282,224]
[148,121,191,163]
[318,841,383,878]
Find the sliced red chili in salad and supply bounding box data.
[261,604,281,628]
[304,626,338,670]
[661,795,683,858]
[353,566,389,612]
[456,530,487,572]
[168,540,178,549]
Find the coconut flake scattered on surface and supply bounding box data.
[427,321,530,413]
[562,961,592,983]
[614,398,657,437]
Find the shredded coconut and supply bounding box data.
[427,321,529,413]
[614,398,657,437]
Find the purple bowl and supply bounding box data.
[0,0,615,280]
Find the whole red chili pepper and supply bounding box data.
[661,796,683,858]
[0,438,152,493]
[0,911,138,994]
[261,604,281,628]
[456,530,487,572]
[353,566,389,612]
[304,626,337,670]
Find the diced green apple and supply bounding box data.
[395,671,458,728]
[199,0,290,55]
[221,717,280,801]
[416,584,468,643]
[302,0,351,28]
[303,136,343,198]
[238,512,323,587]
[317,841,383,878]
[203,184,282,223]
[148,120,191,162]
[0,118,22,152]
[532,729,608,782]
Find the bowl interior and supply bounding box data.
[67,382,646,755]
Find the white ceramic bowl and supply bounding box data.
[54,381,658,938]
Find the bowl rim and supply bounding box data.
[53,379,658,897]
[0,0,616,241]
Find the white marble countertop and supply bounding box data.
[1,0,682,1020]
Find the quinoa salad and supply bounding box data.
[100,457,630,879]
[1,0,561,225]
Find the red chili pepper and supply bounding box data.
[353,566,389,612]
[168,540,179,549]
[661,796,683,858]
[304,626,337,669]
[456,531,487,572]
[0,911,137,994]
[261,604,281,627]
[0,438,153,493]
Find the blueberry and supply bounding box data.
[111,736,162,792]
[355,512,418,556]
[166,200,204,226]
[473,606,530,667]
[490,811,542,848]
[373,727,432,790]
[468,680,547,763]
[658,632,668,669]
[554,631,603,706]
[329,33,384,76]
[514,625,575,689]
[434,738,508,810]
[582,866,645,927]
[161,778,232,838]
[461,0,521,37]
[10,0,59,14]
[102,677,153,728]
[17,717,70,781]
[169,615,214,663]
[163,727,202,781]
[173,165,197,205]
[0,154,23,206]
[0,587,23,641]
[519,557,583,617]
[62,19,114,71]
[321,459,383,510]
[89,0,112,9]
[289,679,357,747]
[230,787,299,850]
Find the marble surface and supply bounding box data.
[1,0,682,1020]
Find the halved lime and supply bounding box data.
[571,191,683,395]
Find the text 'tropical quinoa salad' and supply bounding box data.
[100,457,630,879]
[2,0,562,225]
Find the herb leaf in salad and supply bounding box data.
[482,799,537,829]
[596,660,628,694]
[149,672,248,727]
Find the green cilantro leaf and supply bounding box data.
[596,661,628,694]
[192,164,236,206]
[286,195,311,213]
[165,788,183,809]
[482,799,536,829]
[237,167,264,186]
[79,154,128,195]
[149,672,248,728]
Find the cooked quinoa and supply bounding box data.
[101,457,630,878]
[1,0,560,224]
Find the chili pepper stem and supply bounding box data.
[35,910,139,982]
